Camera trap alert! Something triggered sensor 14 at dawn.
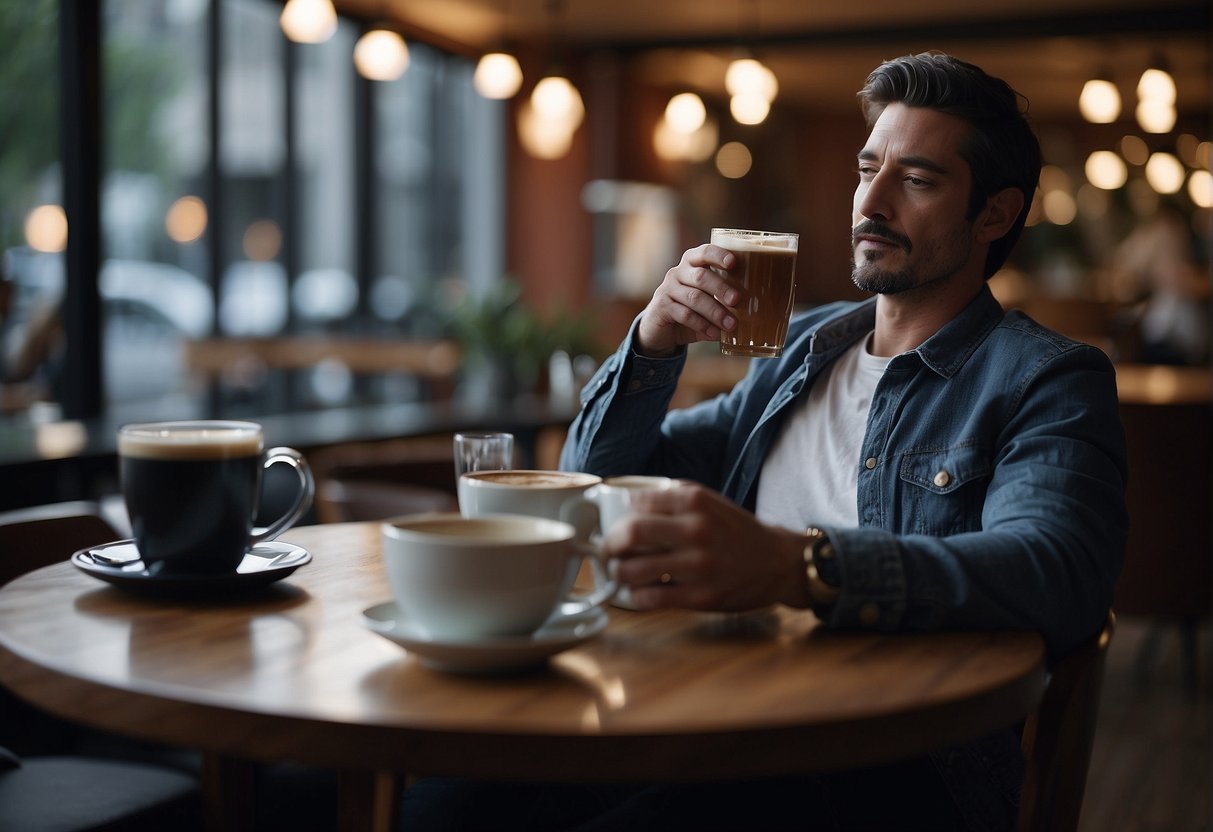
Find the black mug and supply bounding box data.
[118,420,314,575]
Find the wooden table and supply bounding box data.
[0,522,1046,831]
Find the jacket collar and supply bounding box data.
[811,284,1005,379]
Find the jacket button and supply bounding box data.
[859,603,880,626]
[933,470,951,488]
[864,457,877,470]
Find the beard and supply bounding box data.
[850,219,973,296]
[852,255,919,295]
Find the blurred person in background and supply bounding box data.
[1112,200,1210,365]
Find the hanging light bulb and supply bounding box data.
[279,0,337,44]
[531,75,584,129]
[1137,67,1177,105]
[730,92,770,126]
[1188,170,1213,209]
[725,57,778,102]
[1084,151,1128,190]
[653,115,718,163]
[518,99,576,160]
[1078,79,1121,124]
[474,52,523,99]
[1144,152,1185,194]
[1136,98,1177,134]
[664,93,706,134]
[354,27,409,81]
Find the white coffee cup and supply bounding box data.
[457,469,602,537]
[584,475,676,536]
[579,475,676,610]
[380,513,617,640]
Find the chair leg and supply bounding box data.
[202,753,257,832]
[1132,621,1165,686]
[336,769,399,832]
[1179,615,1201,700]
[1132,616,1205,699]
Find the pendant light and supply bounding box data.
[354,24,409,81]
[279,0,337,44]
[519,0,584,159]
[475,52,523,99]
[724,0,778,126]
[1135,55,1177,134]
[474,0,523,99]
[1078,77,1121,124]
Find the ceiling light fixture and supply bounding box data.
[1135,54,1178,134]
[1137,67,1177,105]
[664,93,707,134]
[279,0,337,44]
[1136,98,1177,134]
[1084,150,1128,190]
[475,52,523,99]
[724,0,777,126]
[354,25,410,81]
[474,0,523,99]
[1078,77,1121,124]
[519,0,584,160]
[1144,152,1185,194]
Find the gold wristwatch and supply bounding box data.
[802,526,841,609]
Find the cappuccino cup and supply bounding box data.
[457,469,602,537]
[381,513,618,640]
[118,420,315,576]
[711,228,799,358]
[579,475,675,609]
[583,475,676,537]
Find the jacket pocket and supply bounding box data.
[899,442,992,535]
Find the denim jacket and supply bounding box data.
[561,286,1128,829]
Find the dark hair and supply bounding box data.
[857,52,1042,279]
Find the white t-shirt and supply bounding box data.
[755,332,890,532]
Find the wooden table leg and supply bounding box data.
[338,769,400,832]
[202,753,258,832]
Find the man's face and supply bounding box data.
[851,103,983,295]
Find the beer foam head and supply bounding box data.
[710,228,798,253]
[119,421,263,460]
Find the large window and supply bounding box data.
[0,0,62,420]
[0,0,502,425]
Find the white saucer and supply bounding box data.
[362,602,609,674]
[71,540,312,598]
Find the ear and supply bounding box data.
[974,186,1025,245]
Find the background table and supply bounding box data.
[0,522,1046,830]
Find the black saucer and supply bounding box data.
[71,539,312,598]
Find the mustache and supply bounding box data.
[852,220,911,253]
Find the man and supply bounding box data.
[404,52,1127,830]
[556,52,1127,829]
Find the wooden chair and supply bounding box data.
[0,501,202,831]
[1114,397,1211,694]
[310,435,460,524]
[1017,611,1116,832]
[0,500,121,586]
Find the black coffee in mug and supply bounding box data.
[118,421,314,575]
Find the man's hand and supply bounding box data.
[635,245,740,358]
[604,482,810,611]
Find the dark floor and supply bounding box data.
[1079,614,1211,832]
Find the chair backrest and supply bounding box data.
[0,501,121,586]
[1017,611,1116,832]
[309,435,460,523]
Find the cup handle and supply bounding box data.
[560,497,600,542]
[559,540,619,616]
[250,447,315,545]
